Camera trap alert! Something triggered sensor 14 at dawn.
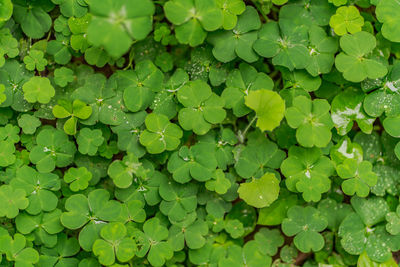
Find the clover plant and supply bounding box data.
[0,1,398,266]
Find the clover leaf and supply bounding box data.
[17,114,41,135]
[282,205,328,253]
[386,205,400,235]
[54,67,74,87]
[72,73,126,126]
[139,113,183,154]
[167,143,218,183]
[335,31,388,83]
[254,21,309,70]
[133,217,173,267]
[22,76,55,104]
[376,0,400,42]
[281,146,334,202]
[2,233,39,266]
[64,167,92,192]
[208,5,260,63]
[13,0,53,38]
[238,172,280,208]
[205,169,231,195]
[93,222,136,266]
[244,89,285,132]
[23,50,47,72]
[363,62,400,118]
[216,0,245,30]
[285,95,333,147]
[177,80,225,135]
[87,0,155,58]
[164,0,223,46]
[38,234,80,267]
[15,209,64,247]
[10,165,60,215]
[121,60,163,113]
[218,242,271,267]
[0,0,12,25]
[234,131,285,178]
[0,184,28,218]
[0,140,15,167]
[169,215,209,250]
[51,0,87,17]
[338,196,395,263]
[331,87,374,135]
[306,25,338,76]
[53,99,92,135]
[336,159,377,197]
[107,153,154,188]
[29,128,76,173]
[254,228,284,256]
[221,63,274,117]
[76,128,104,156]
[329,6,364,36]
[60,189,122,251]
[159,176,198,221]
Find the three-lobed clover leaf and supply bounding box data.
[60,189,122,251]
[331,87,375,135]
[15,209,64,247]
[336,158,377,197]
[38,234,80,267]
[87,0,155,58]
[208,6,261,63]
[93,222,136,266]
[205,169,231,195]
[338,196,396,263]
[29,127,76,173]
[285,95,334,147]
[1,233,39,266]
[386,205,400,235]
[281,146,334,202]
[244,89,285,132]
[329,6,364,36]
[164,0,223,46]
[10,165,60,215]
[22,76,55,104]
[139,113,183,154]
[64,166,92,192]
[76,128,104,156]
[133,217,173,267]
[282,205,328,253]
[169,214,209,250]
[218,241,272,267]
[363,62,400,118]
[23,50,48,72]
[335,31,388,83]
[177,80,225,135]
[0,139,16,167]
[254,228,285,256]
[52,99,92,135]
[0,184,29,218]
[254,21,309,70]
[51,0,87,17]
[121,60,164,113]
[238,172,280,208]
[167,143,218,183]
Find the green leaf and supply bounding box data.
[87,0,155,58]
[64,167,92,192]
[376,0,400,42]
[22,77,55,104]
[282,206,328,253]
[335,31,388,82]
[0,185,29,218]
[285,96,334,147]
[329,6,364,36]
[237,172,280,208]
[139,113,183,154]
[244,89,285,132]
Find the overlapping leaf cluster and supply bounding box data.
[0,0,400,266]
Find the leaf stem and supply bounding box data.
[238,115,257,143]
[252,1,269,22]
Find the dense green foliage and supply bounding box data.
[0,0,400,266]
